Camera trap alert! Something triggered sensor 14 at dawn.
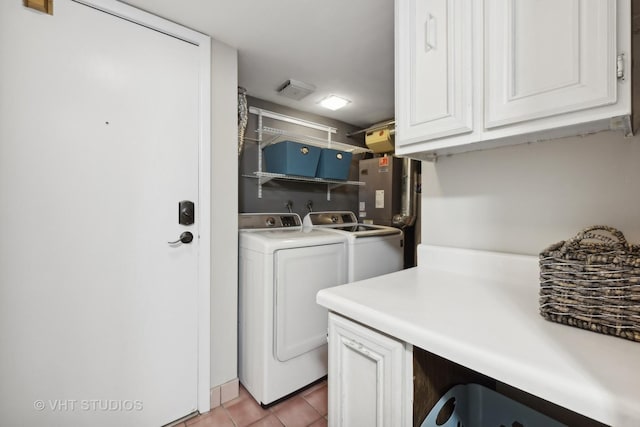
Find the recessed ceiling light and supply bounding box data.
[318,95,351,111]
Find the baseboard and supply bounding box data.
[210,378,239,409]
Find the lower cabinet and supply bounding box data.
[327,312,413,427]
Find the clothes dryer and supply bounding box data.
[238,213,348,406]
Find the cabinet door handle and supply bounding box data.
[425,13,437,52]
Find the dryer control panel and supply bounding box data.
[303,211,358,227]
[239,213,302,230]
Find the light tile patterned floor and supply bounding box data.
[175,380,328,427]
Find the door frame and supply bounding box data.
[74,0,212,413]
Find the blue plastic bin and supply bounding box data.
[263,141,321,177]
[421,384,566,427]
[315,148,353,180]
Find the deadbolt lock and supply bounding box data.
[179,200,195,225]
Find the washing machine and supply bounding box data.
[303,211,403,282]
[238,213,348,406]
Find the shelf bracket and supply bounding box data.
[257,173,276,198]
[257,112,264,198]
[258,175,276,185]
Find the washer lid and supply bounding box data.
[303,211,402,238]
[239,228,348,253]
[331,224,402,237]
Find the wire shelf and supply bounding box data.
[245,171,365,187]
[259,127,371,154]
[246,107,369,200]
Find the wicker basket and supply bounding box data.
[539,225,640,343]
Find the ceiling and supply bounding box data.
[121,0,394,128]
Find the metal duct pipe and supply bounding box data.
[237,87,248,156]
[346,120,395,137]
[392,158,418,229]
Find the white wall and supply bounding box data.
[421,130,640,255]
[210,40,238,388]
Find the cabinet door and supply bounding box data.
[327,313,412,427]
[395,0,473,145]
[484,0,617,128]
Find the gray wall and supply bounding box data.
[239,96,368,218]
[421,130,640,255]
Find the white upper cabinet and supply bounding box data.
[395,0,633,159]
[485,0,617,128]
[395,0,473,144]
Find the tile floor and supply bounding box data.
[176,380,328,427]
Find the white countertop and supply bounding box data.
[316,245,640,426]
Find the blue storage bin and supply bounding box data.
[315,148,353,180]
[421,384,565,427]
[263,141,321,177]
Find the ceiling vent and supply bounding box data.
[277,79,315,101]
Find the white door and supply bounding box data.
[395,0,473,146]
[0,1,210,426]
[484,0,617,128]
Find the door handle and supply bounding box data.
[168,231,194,245]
